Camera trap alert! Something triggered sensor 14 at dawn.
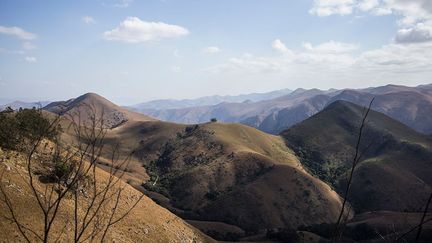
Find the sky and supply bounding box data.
[0,0,431,104]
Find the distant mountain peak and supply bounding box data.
[44,92,154,128]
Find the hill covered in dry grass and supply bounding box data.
[0,146,213,243]
[99,119,348,239]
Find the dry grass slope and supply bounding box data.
[103,120,349,236]
[0,148,213,243]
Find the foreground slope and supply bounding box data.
[281,100,432,212]
[0,148,212,242]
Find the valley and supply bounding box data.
[2,88,428,241]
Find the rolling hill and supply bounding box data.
[38,92,432,241]
[44,93,154,128]
[281,100,432,213]
[101,119,348,238]
[41,93,348,239]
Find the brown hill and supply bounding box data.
[328,86,432,134]
[44,93,154,128]
[101,119,348,238]
[281,100,432,213]
[44,95,347,239]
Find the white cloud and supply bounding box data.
[103,17,189,43]
[309,0,432,45]
[22,42,37,50]
[207,40,360,74]
[302,40,358,53]
[0,26,37,40]
[82,16,96,25]
[310,0,432,19]
[358,0,379,11]
[206,40,432,81]
[395,21,432,43]
[357,42,432,71]
[309,0,356,17]
[114,0,133,8]
[203,46,221,54]
[25,56,37,63]
[271,39,293,54]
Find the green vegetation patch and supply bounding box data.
[0,108,58,150]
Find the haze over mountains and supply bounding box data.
[134,84,432,135]
[129,88,292,110]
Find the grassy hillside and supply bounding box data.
[110,121,348,238]
[44,93,154,129]
[281,100,432,212]
[48,100,347,240]
[328,86,432,134]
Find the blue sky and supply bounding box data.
[0,0,431,104]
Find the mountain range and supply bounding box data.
[18,91,429,241]
[129,88,292,110]
[135,84,432,135]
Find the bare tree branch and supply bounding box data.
[333,98,375,242]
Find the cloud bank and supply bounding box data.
[310,0,432,44]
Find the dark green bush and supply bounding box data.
[0,108,58,150]
[0,112,20,149]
